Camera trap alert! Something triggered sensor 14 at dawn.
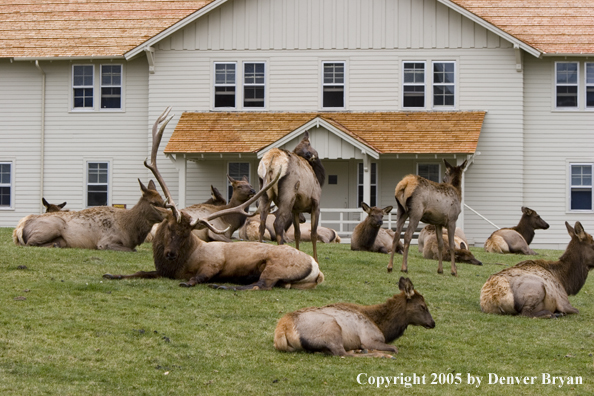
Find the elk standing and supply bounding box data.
[274,277,435,358]
[389,159,467,276]
[351,202,402,254]
[484,207,549,255]
[104,108,324,291]
[258,132,325,262]
[42,198,68,213]
[480,221,594,318]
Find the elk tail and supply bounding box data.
[480,274,515,314]
[332,229,341,243]
[12,216,30,245]
[394,175,419,210]
[274,314,302,352]
[484,234,508,253]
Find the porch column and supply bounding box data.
[175,154,187,208]
[362,153,371,206]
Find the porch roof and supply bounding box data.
[164,111,486,156]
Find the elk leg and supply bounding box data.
[388,206,407,273]
[310,200,320,263]
[435,226,445,274]
[401,216,420,274]
[258,192,271,243]
[181,272,217,287]
[273,209,292,246]
[292,213,301,251]
[446,224,458,276]
[103,271,160,280]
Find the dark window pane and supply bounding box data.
[571,189,592,210]
[244,63,265,84]
[101,87,121,109]
[419,164,440,182]
[88,185,108,207]
[215,86,236,108]
[434,85,455,106]
[0,163,10,184]
[403,85,425,107]
[587,86,594,108]
[228,163,249,198]
[556,86,578,107]
[74,88,93,108]
[324,63,344,84]
[557,63,578,84]
[403,63,425,83]
[0,186,10,206]
[323,86,344,107]
[244,86,265,107]
[73,65,93,86]
[215,64,235,84]
[101,65,121,86]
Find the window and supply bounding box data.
[570,164,592,211]
[418,163,440,183]
[100,65,122,109]
[433,62,455,107]
[403,62,426,108]
[73,65,94,109]
[244,63,265,108]
[357,162,377,207]
[0,162,12,208]
[214,63,237,108]
[586,63,594,108]
[556,62,579,108]
[228,162,250,200]
[87,162,109,207]
[323,62,345,108]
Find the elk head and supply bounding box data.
[42,198,67,213]
[442,159,467,185]
[228,175,256,206]
[522,206,550,230]
[362,202,393,229]
[292,131,325,187]
[399,277,435,329]
[564,221,594,270]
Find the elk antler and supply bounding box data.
[189,172,281,229]
[144,107,179,221]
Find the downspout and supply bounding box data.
[35,60,46,213]
[459,153,476,233]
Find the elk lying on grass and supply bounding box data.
[104,107,324,291]
[418,225,482,265]
[274,277,434,358]
[239,212,340,243]
[258,132,325,262]
[351,203,402,254]
[484,207,549,255]
[13,180,166,251]
[480,221,594,318]
[389,159,467,276]
[42,198,68,213]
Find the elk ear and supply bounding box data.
[58,202,67,209]
[227,174,236,184]
[382,206,393,215]
[573,221,587,241]
[460,159,468,170]
[398,277,415,299]
[138,179,148,193]
[443,159,452,169]
[303,131,310,141]
[42,198,49,208]
[521,206,534,216]
[147,180,157,191]
[460,241,467,250]
[361,202,371,213]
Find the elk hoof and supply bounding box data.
[102,274,117,279]
[400,269,408,273]
[451,272,458,277]
[437,269,443,274]
[387,267,393,273]
[179,282,193,287]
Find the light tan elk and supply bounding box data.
[480,221,594,318]
[13,180,166,251]
[418,225,482,266]
[274,277,435,358]
[258,131,325,262]
[389,159,467,276]
[484,206,549,255]
[239,211,340,243]
[351,202,402,254]
[103,108,324,291]
[42,198,68,213]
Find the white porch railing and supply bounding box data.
[318,208,397,236]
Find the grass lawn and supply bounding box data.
[1,227,593,395]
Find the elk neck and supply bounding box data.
[120,198,163,247]
[553,242,592,295]
[351,295,409,343]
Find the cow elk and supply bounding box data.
[274,277,435,358]
[389,159,467,276]
[480,221,594,318]
[418,225,482,265]
[351,202,402,254]
[484,207,549,255]
[104,107,324,291]
[258,131,325,262]
[13,180,166,251]
[42,198,68,213]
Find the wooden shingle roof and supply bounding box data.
[165,112,486,155]
[0,0,216,58]
[449,0,594,55]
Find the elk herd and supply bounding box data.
[11,107,594,358]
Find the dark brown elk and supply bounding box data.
[103,108,324,291]
[480,221,594,318]
[274,277,434,358]
[351,202,402,254]
[13,180,166,251]
[484,207,549,255]
[257,131,325,262]
[42,198,68,213]
[389,159,467,276]
[418,225,482,265]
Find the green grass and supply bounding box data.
[1,227,593,395]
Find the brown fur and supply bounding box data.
[13,180,166,251]
[274,277,434,357]
[351,202,402,254]
[480,221,594,318]
[240,212,340,243]
[258,132,325,262]
[418,225,482,265]
[484,207,550,255]
[42,198,68,213]
[389,159,467,276]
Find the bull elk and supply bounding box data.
[13,180,166,251]
[351,202,403,254]
[480,221,594,318]
[42,198,68,213]
[257,131,325,262]
[484,207,549,255]
[274,277,435,358]
[389,159,467,276]
[103,108,324,291]
[418,225,482,266]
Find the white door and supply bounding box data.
[321,161,350,208]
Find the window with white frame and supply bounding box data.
[357,162,377,208]
[322,62,345,108]
[73,65,95,109]
[228,162,250,200]
[87,162,109,207]
[100,65,122,109]
[0,162,12,208]
[418,163,440,183]
[433,62,455,107]
[214,63,237,108]
[556,62,579,108]
[403,62,426,108]
[586,63,594,108]
[570,164,592,211]
[243,63,265,108]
